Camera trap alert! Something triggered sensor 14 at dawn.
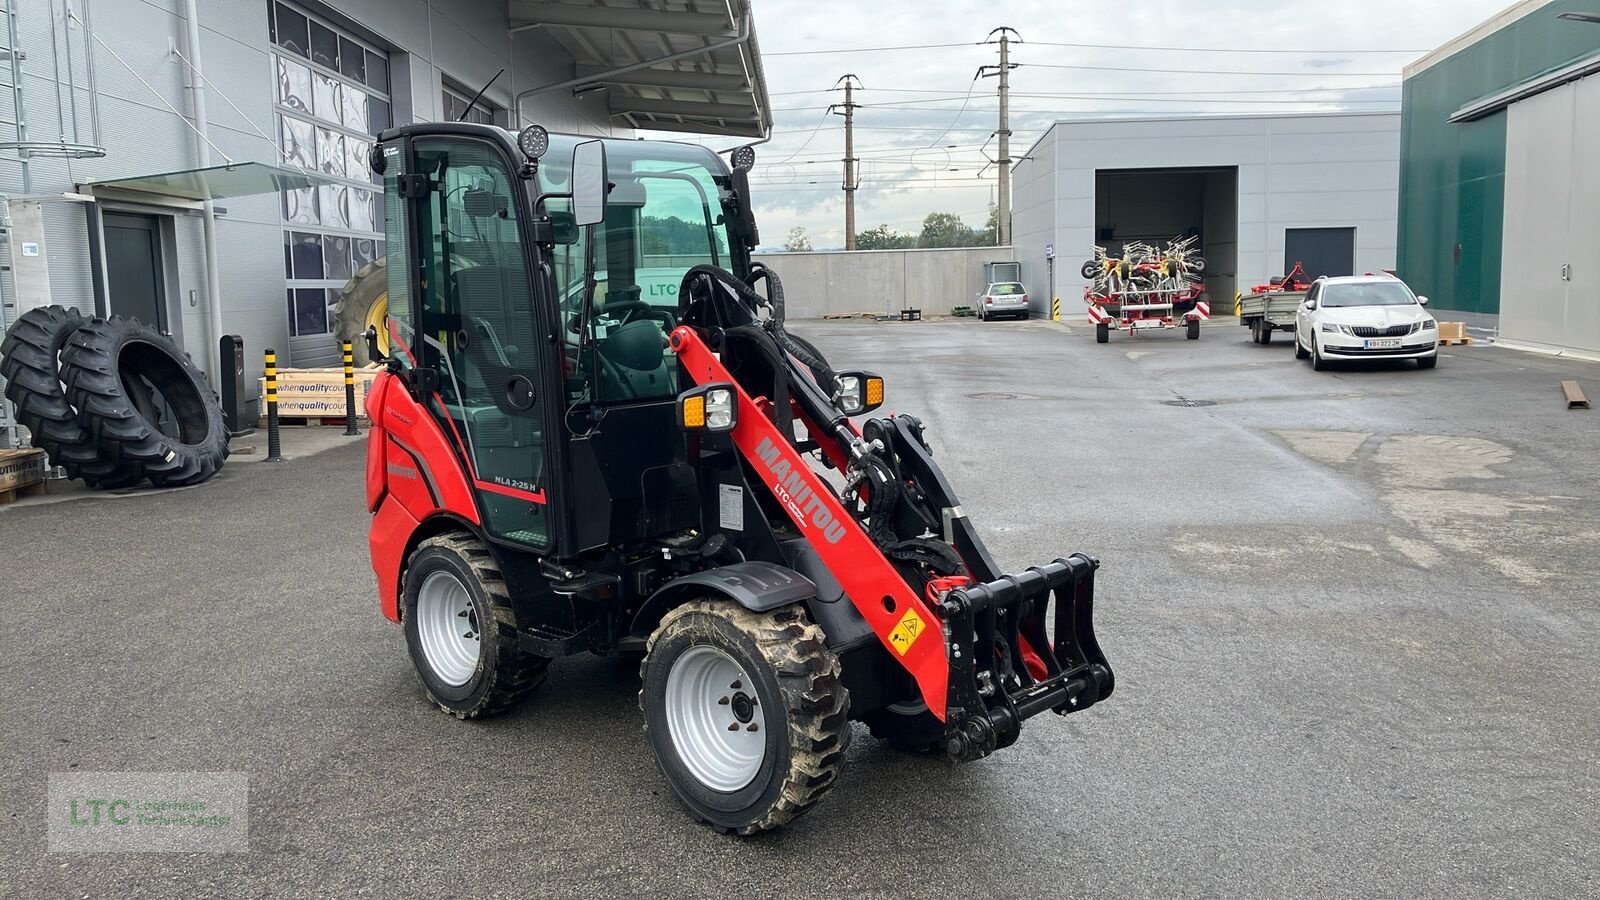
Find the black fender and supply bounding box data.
[630,561,817,637]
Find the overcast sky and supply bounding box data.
[661,0,1516,250]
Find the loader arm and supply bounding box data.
[671,265,1114,760]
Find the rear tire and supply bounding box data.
[1186,319,1201,340]
[60,317,229,486]
[1096,322,1109,344]
[1021,311,1031,320]
[403,533,550,719]
[1260,324,1272,345]
[640,600,848,835]
[0,306,139,487]
[1249,319,1261,343]
[335,256,388,367]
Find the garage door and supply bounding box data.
[1285,227,1355,281]
[1500,75,1600,355]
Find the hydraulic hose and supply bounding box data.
[679,264,839,395]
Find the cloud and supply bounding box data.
[646,0,1510,248]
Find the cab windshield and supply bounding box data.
[537,136,734,407]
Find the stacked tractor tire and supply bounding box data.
[0,306,229,489]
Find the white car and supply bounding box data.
[1294,275,1439,370]
[976,282,1030,321]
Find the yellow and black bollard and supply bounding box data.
[1052,296,1061,321]
[264,349,283,462]
[340,340,361,436]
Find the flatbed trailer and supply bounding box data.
[1237,289,1305,344]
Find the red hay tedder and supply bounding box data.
[1081,236,1211,343]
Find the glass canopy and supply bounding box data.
[83,162,340,201]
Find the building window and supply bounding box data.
[268,1,390,338]
[442,81,504,126]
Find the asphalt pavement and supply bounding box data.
[3,318,1596,898]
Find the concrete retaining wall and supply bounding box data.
[753,247,1017,319]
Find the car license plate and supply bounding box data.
[1364,338,1401,349]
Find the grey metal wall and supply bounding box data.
[0,0,617,405]
[1012,112,1401,315]
[753,246,1017,320]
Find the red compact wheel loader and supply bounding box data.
[361,122,1114,834]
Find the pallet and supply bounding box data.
[0,480,47,505]
[0,447,47,504]
[821,312,878,320]
[1436,336,1475,346]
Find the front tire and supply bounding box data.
[1418,355,1438,370]
[1186,318,1201,340]
[1312,337,1329,371]
[1096,322,1110,343]
[863,701,944,753]
[640,600,848,835]
[403,533,550,719]
[1260,324,1273,345]
[1295,333,1310,359]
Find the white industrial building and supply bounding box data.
[1011,112,1402,315]
[1,0,769,441]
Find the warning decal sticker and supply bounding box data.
[887,607,925,657]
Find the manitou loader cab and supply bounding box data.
[362,122,1115,834]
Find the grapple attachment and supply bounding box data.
[935,555,1113,761]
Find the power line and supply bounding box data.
[1017,61,1401,76]
[1024,39,1423,54]
[793,83,1402,97]
[772,109,834,165]
[763,40,1424,58]
[766,42,972,56]
[924,76,982,149]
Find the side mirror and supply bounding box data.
[1416,295,1429,306]
[571,140,607,227]
[1303,298,1315,310]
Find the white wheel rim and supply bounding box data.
[417,570,481,686]
[664,645,767,793]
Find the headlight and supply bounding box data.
[705,387,734,430]
[834,370,885,415]
[1320,322,1342,334]
[677,382,738,434]
[1419,319,1437,330]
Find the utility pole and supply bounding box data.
[979,28,1020,247]
[830,74,863,250]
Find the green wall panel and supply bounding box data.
[1398,0,1600,314]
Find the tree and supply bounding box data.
[974,203,999,246]
[855,224,916,250]
[918,211,978,249]
[784,226,813,252]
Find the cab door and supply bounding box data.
[398,134,553,549]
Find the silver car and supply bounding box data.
[977,282,1030,321]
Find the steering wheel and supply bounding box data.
[602,299,677,330]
